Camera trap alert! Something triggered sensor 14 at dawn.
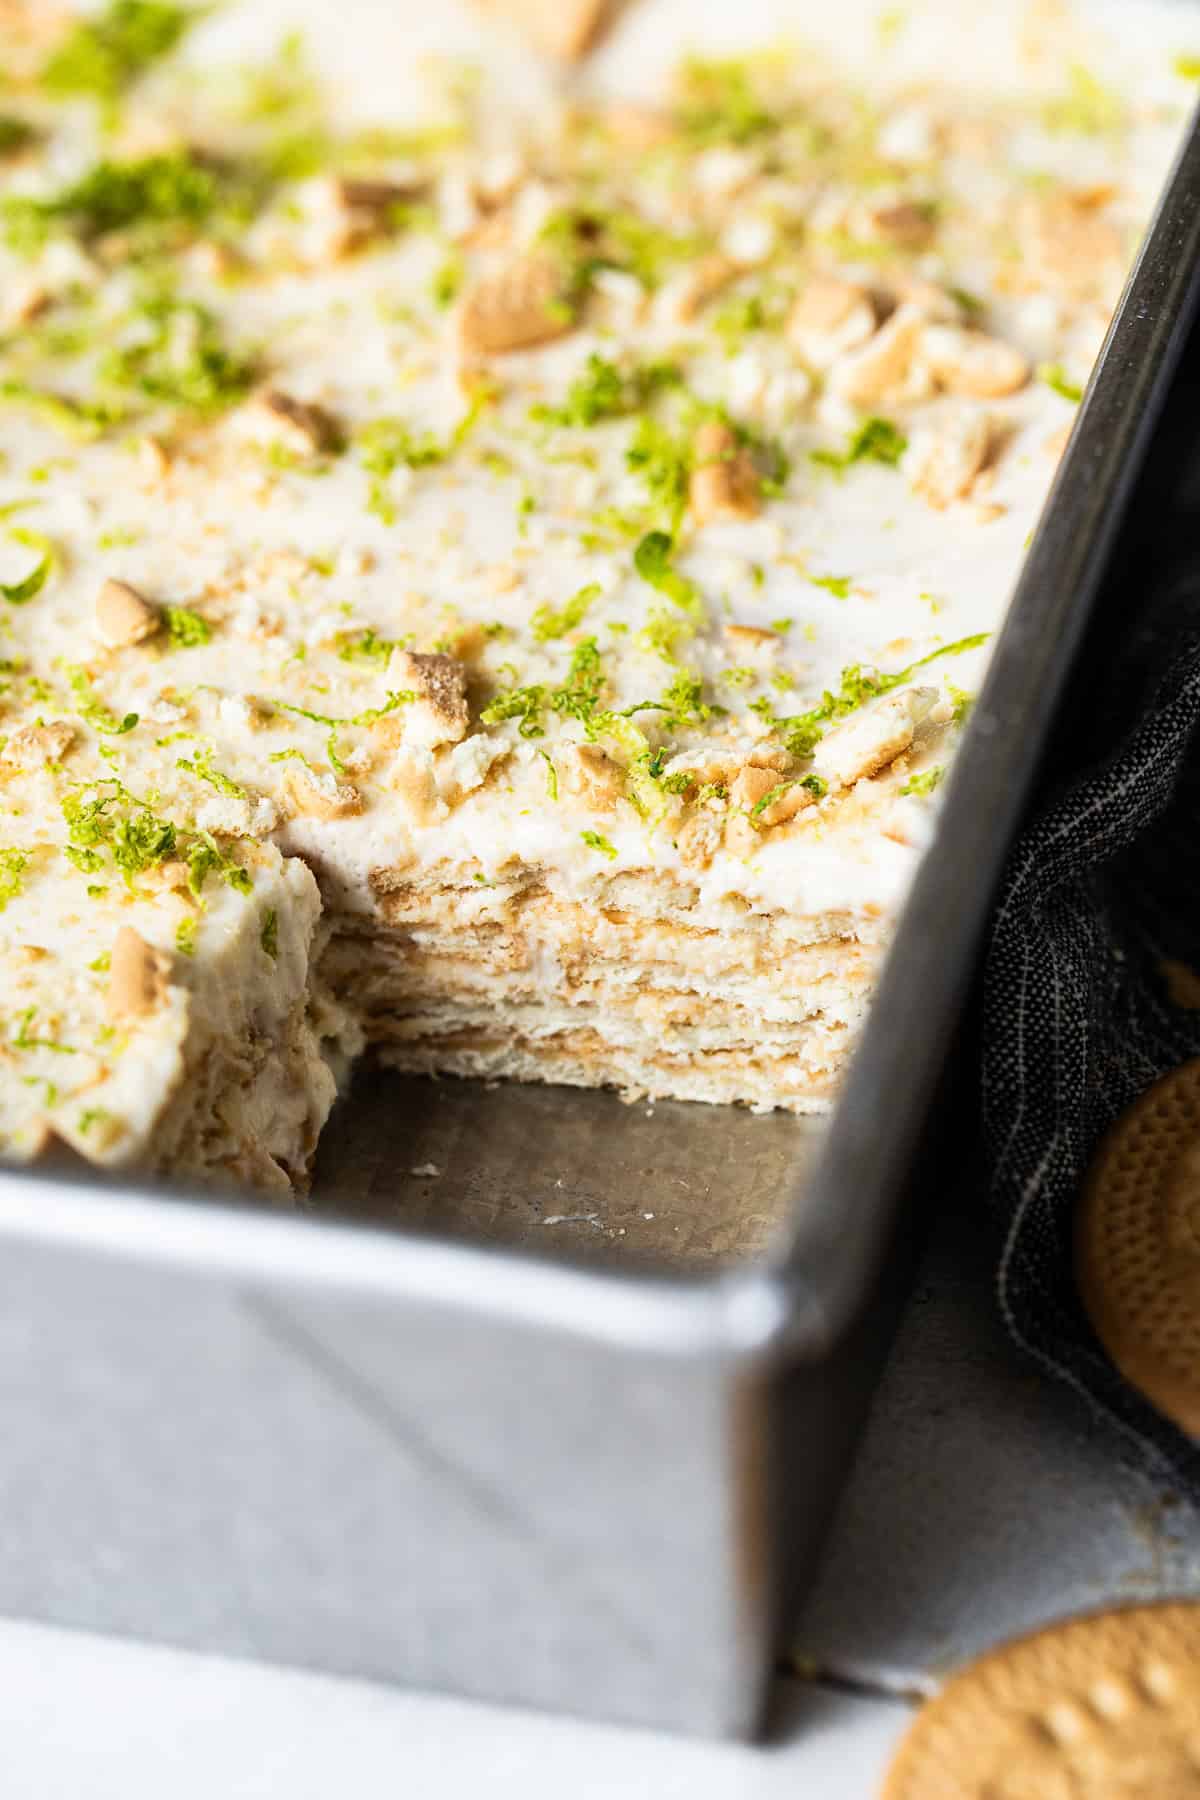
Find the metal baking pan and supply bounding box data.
[1,95,1199,1746]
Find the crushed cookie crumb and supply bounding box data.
[1,719,75,771]
[281,764,364,820]
[246,389,340,457]
[864,200,936,250]
[904,409,991,509]
[676,811,722,868]
[666,254,739,323]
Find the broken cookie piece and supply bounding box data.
[828,304,930,409]
[245,389,340,457]
[95,580,161,649]
[281,764,364,821]
[788,278,877,367]
[904,409,991,508]
[812,688,938,790]
[107,927,171,1023]
[923,326,1030,399]
[688,420,761,524]
[559,741,625,810]
[391,650,470,751]
[0,720,75,771]
[458,255,577,355]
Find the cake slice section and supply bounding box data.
[0,808,335,1193]
[306,653,950,1116]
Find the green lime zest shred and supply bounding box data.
[0,847,30,912]
[754,634,988,760]
[164,604,212,647]
[531,582,602,642]
[66,668,139,736]
[61,778,174,883]
[1042,64,1124,136]
[176,744,245,797]
[810,573,852,599]
[260,908,279,959]
[531,355,681,429]
[11,1006,75,1054]
[626,418,691,533]
[272,688,413,729]
[0,380,126,441]
[901,765,944,797]
[186,831,252,897]
[1037,362,1084,404]
[0,529,53,606]
[749,772,827,822]
[41,2,200,106]
[633,531,703,617]
[3,150,232,253]
[810,416,907,474]
[538,749,558,799]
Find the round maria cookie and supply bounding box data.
[1076,1059,1200,1441]
[882,1601,1200,1799]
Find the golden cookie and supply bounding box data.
[1076,1059,1200,1440]
[882,1602,1200,1799]
[1161,960,1200,1011]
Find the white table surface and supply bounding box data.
[0,1620,908,1800]
[4,1207,1196,1800]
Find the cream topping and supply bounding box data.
[0,0,1192,1160]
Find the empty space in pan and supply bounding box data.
[309,1070,827,1272]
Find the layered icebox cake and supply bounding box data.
[0,0,1190,1188]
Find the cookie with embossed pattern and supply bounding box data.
[1077,1059,1200,1440]
[883,1602,1200,1799]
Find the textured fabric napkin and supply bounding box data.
[982,559,1200,1491]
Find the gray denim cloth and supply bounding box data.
[983,571,1200,1491]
